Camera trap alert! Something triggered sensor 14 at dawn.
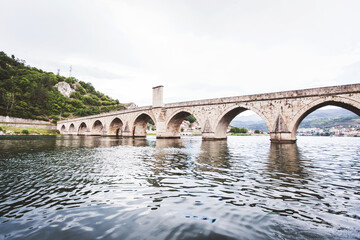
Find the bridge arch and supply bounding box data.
[165,110,201,138]
[78,122,88,135]
[69,123,76,133]
[61,125,66,133]
[214,105,271,139]
[132,112,155,138]
[289,96,360,139]
[109,117,124,137]
[91,120,104,136]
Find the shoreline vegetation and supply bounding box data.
[0,126,59,135]
[230,133,252,136]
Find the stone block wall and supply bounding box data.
[0,116,50,124]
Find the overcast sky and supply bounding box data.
[1,0,360,107]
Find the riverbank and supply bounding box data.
[0,126,59,135]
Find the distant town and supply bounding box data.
[297,126,360,137]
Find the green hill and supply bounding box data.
[0,51,126,123]
[297,108,360,129]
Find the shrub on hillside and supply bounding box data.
[61,112,70,118]
[22,129,29,135]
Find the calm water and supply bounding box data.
[0,135,359,239]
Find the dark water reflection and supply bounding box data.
[0,135,359,239]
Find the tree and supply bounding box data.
[186,114,196,123]
[230,127,248,133]
[239,128,248,133]
[2,91,15,115]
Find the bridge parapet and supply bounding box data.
[57,106,152,125]
[164,84,360,109]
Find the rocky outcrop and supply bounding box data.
[55,82,75,97]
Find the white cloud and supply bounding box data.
[1,0,360,106]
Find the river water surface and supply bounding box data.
[0,135,359,239]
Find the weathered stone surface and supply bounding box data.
[202,118,212,133]
[152,86,164,108]
[55,82,75,97]
[123,122,130,132]
[0,115,50,124]
[57,84,360,143]
[0,123,55,129]
[273,114,289,133]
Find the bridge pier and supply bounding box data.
[201,132,226,141]
[269,114,296,143]
[122,132,133,138]
[133,135,147,138]
[269,132,296,144]
[155,130,181,139]
[156,136,181,139]
[153,115,182,139]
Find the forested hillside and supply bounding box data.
[0,51,126,123]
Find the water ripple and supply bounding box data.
[0,135,359,239]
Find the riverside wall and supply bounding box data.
[0,116,56,129]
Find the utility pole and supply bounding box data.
[69,65,72,78]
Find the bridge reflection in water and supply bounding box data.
[267,143,303,176]
[1,135,359,239]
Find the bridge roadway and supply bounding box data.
[57,84,360,143]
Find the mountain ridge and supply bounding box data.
[230,108,360,132]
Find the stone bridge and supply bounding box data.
[57,84,360,143]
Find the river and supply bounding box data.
[0,135,359,239]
